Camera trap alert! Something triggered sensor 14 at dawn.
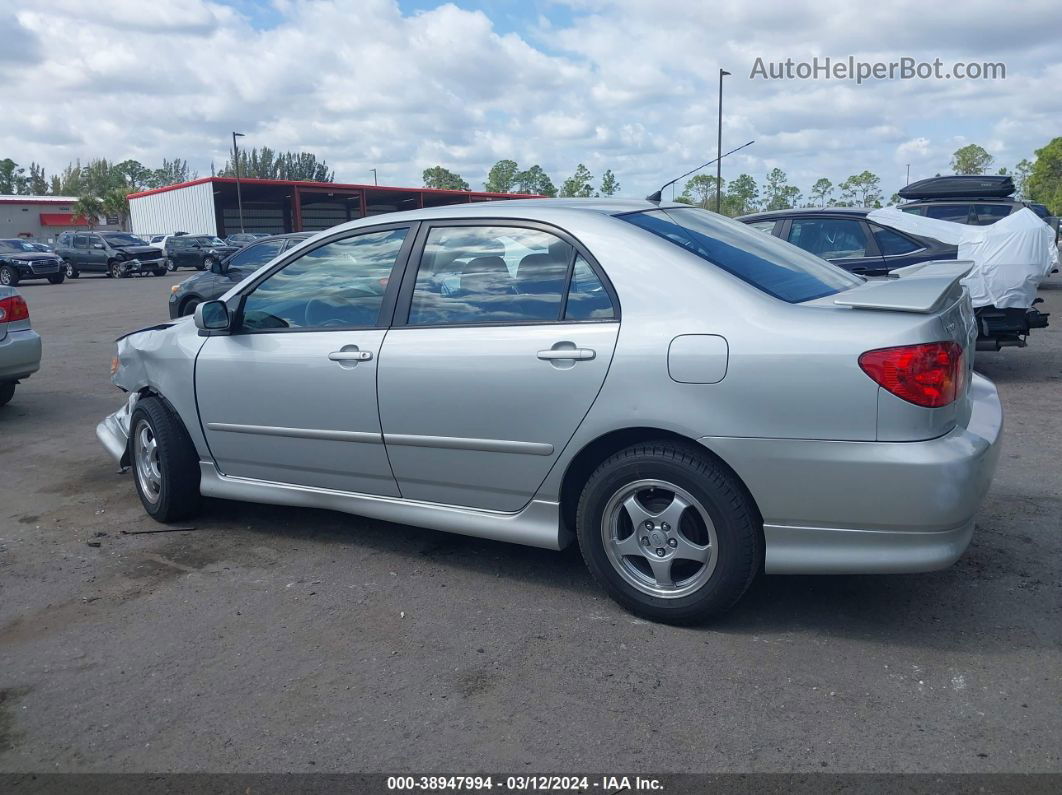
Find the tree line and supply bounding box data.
[422,139,1062,216]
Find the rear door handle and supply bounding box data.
[537,348,595,361]
[328,350,373,362]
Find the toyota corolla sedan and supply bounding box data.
[97,200,1003,623]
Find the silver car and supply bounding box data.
[97,200,1003,623]
[0,286,42,407]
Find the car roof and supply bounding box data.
[737,207,873,221]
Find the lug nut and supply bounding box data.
[668,538,678,548]
[662,523,671,531]
[656,548,666,557]
[643,520,654,530]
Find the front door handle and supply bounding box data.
[537,347,595,361]
[329,350,373,362]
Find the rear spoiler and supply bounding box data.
[832,260,973,314]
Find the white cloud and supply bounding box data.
[0,0,1059,198]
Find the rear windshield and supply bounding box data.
[619,207,860,303]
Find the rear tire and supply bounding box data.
[129,396,201,523]
[47,273,65,284]
[575,441,763,625]
[0,265,18,286]
[0,382,15,407]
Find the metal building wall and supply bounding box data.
[129,182,217,238]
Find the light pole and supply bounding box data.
[232,131,246,233]
[370,168,378,186]
[716,69,731,213]
[906,163,911,186]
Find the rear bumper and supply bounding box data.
[0,328,42,381]
[700,372,1003,574]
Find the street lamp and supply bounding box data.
[370,168,378,186]
[232,131,245,233]
[716,68,731,213]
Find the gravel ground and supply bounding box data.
[0,270,1059,774]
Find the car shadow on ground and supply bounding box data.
[196,497,1048,654]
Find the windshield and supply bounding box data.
[102,233,148,247]
[620,207,861,303]
[0,240,38,252]
[195,236,227,247]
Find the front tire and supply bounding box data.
[179,298,200,318]
[47,273,65,284]
[198,256,213,271]
[165,258,177,272]
[576,441,762,624]
[129,397,201,522]
[0,382,15,407]
[65,262,80,278]
[0,265,18,286]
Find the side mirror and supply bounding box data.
[194,300,231,334]
[210,260,224,274]
[92,243,105,249]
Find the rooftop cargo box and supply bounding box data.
[899,175,1015,200]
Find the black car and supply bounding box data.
[737,207,956,276]
[55,231,167,279]
[164,235,240,272]
[0,239,66,286]
[168,232,311,318]
[224,232,271,247]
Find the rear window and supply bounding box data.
[620,208,860,303]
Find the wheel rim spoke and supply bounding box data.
[656,493,690,530]
[612,531,644,558]
[674,534,711,563]
[647,556,673,587]
[621,494,655,529]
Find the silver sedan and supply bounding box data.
[0,286,42,407]
[97,200,1003,623]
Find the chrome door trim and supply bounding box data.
[383,433,554,456]
[206,422,383,444]
[198,461,570,550]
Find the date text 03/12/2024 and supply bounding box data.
[386,776,664,791]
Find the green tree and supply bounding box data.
[1014,158,1034,201]
[951,144,994,175]
[48,175,62,195]
[422,165,470,191]
[839,171,882,207]
[101,188,130,231]
[888,192,903,205]
[809,178,833,207]
[680,174,722,208]
[71,194,104,228]
[0,158,27,194]
[147,158,196,189]
[1026,137,1062,214]
[598,169,619,197]
[484,159,519,193]
[559,164,594,198]
[724,174,759,215]
[763,168,801,210]
[514,165,556,196]
[114,159,152,192]
[27,162,49,194]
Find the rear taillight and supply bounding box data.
[859,341,965,408]
[0,295,29,324]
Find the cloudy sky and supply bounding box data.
[3,0,1061,198]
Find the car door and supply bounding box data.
[786,216,887,275]
[195,223,415,494]
[78,233,108,272]
[377,221,620,512]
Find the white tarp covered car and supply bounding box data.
[867,206,1056,349]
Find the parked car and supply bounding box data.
[55,231,167,279]
[0,239,66,285]
[164,235,239,272]
[168,232,310,318]
[737,207,956,276]
[0,287,42,407]
[98,199,1002,624]
[899,175,1060,237]
[224,232,271,247]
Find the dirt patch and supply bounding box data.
[0,687,31,752]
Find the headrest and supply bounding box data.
[462,256,509,275]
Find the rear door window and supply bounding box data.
[787,218,868,259]
[870,224,922,256]
[970,204,1013,225]
[228,239,284,270]
[925,204,974,224]
[620,208,859,303]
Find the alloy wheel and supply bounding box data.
[133,419,163,505]
[600,479,718,599]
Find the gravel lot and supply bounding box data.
[1,270,1059,774]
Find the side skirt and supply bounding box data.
[197,462,570,550]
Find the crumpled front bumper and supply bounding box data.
[96,393,138,466]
